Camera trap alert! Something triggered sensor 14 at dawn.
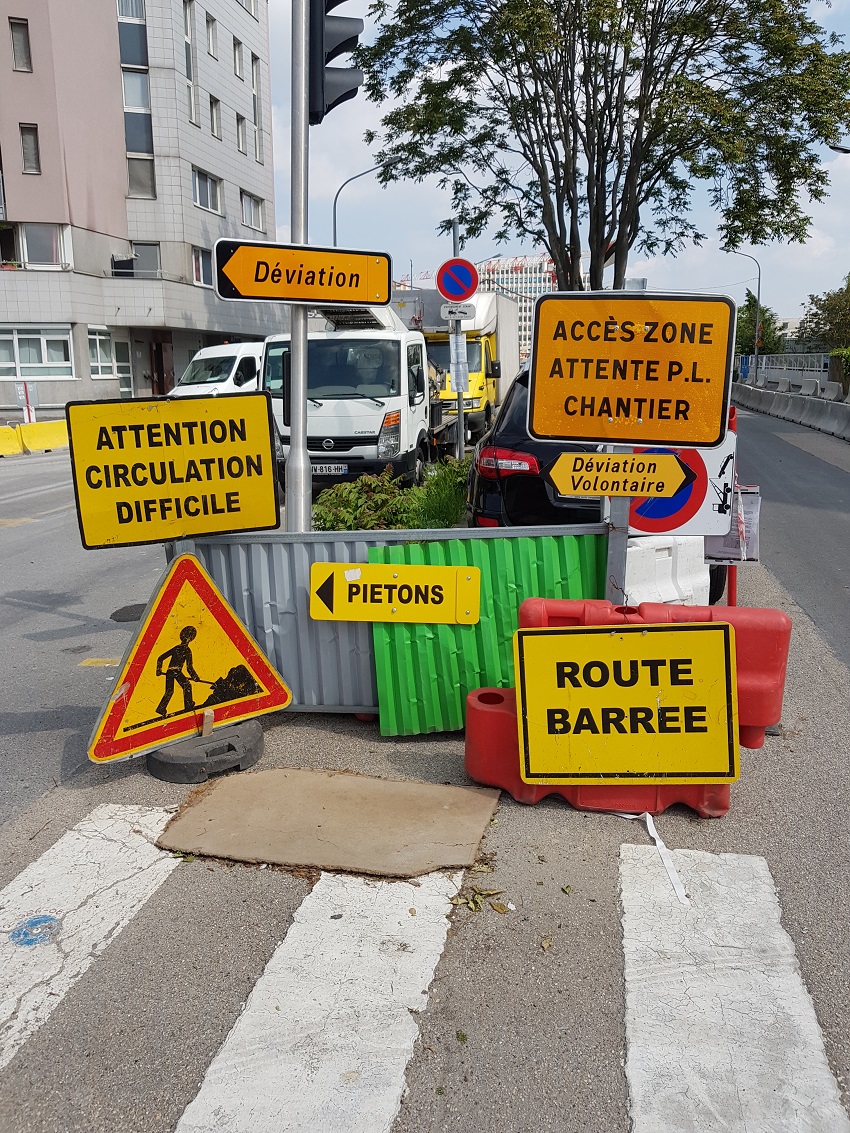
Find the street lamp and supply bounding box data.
[332,164,381,247]
[726,249,762,386]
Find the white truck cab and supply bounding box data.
[263,307,435,489]
[170,342,263,398]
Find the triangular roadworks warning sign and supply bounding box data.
[88,554,292,764]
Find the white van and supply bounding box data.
[170,342,263,397]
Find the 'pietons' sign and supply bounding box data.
[529,293,735,447]
[514,623,739,785]
[66,393,280,549]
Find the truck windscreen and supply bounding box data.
[426,341,482,374]
[264,339,401,399]
[178,355,237,385]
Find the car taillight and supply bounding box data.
[475,516,500,527]
[476,446,540,479]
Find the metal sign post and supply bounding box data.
[451,222,464,458]
[288,0,312,532]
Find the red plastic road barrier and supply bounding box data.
[464,688,731,817]
[518,599,791,749]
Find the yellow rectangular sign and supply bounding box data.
[529,293,734,447]
[215,239,392,306]
[549,451,693,499]
[67,392,280,549]
[514,623,739,784]
[310,562,480,624]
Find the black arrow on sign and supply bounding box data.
[673,454,698,496]
[316,571,335,614]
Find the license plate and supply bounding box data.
[313,463,348,475]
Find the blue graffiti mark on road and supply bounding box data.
[9,914,62,947]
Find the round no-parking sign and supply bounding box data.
[436,258,479,303]
[629,448,707,532]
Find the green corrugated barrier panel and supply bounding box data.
[369,534,606,737]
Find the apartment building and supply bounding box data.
[476,254,558,359]
[0,0,279,409]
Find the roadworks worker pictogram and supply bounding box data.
[88,554,291,763]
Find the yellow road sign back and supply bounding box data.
[310,562,481,624]
[88,555,292,763]
[67,393,279,549]
[529,293,734,447]
[215,239,392,306]
[514,623,739,785]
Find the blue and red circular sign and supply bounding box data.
[436,258,479,302]
[629,448,707,532]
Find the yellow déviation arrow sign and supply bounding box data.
[550,451,696,499]
[215,240,392,306]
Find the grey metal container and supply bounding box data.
[169,522,606,714]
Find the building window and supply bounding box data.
[251,53,262,161]
[131,242,160,277]
[205,13,216,55]
[236,114,247,154]
[117,0,146,19]
[240,191,263,231]
[118,22,148,66]
[9,19,32,71]
[0,327,74,380]
[89,331,115,377]
[122,69,150,109]
[125,112,154,154]
[236,0,257,16]
[233,36,243,78]
[184,1,198,124]
[210,96,221,138]
[127,155,156,197]
[192,247,213,287]
[20,125,40,173]
[21,223,62,266]
[192,167,221,212]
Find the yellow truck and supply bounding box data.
[392,290,520,441]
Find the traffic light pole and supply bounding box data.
[287,0,313,533]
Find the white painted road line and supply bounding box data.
[0,804,179,1072]
[176,869,459,1133]
[621,845,850,1133]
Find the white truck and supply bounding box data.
[169,342,264,398]
[262,306,458,490]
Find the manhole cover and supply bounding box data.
[110,603,146,623]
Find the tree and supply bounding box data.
[797,275,850,349]
[358,0,850,290]
[734,289,782,355]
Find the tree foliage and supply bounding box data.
[734,289,783,355]
[797,274,850,349]
[358,0,850,289]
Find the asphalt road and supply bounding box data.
[2,420,850,1132]
[0,450,163,824]
[735,406,850,667]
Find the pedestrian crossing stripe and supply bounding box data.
[87,554,292,763]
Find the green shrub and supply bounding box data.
[312,456,472,532]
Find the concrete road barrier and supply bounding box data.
[823,382,843,401]
[0,426,23,457]
[824,402,850,438]
[17,420,69,453]
[800,377,819,397]
[800,397,831,431]
[777,377,791,394]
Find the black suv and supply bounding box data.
[466,369,602,527]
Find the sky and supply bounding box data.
[267,0,850,323]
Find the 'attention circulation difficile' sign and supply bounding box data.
[67,393,280,549]
[529,293,735,447]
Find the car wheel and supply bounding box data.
[708,564,727,605]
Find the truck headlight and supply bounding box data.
[377,410,401,459]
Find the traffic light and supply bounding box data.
[308,0,364,126]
